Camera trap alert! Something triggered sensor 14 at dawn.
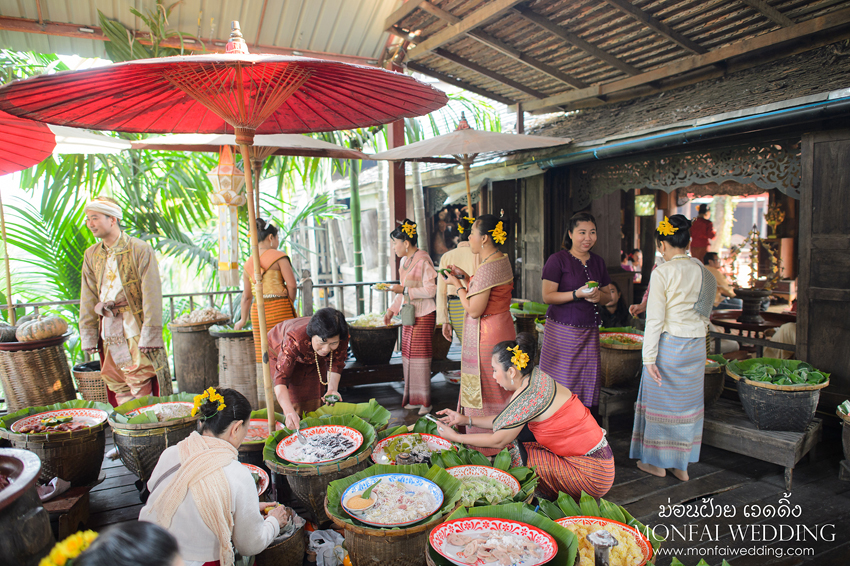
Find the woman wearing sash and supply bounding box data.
[443,214,515,456]
[436,334,615,500]
[631,215,715,482]
[235,219,298,376]
[140,388,290,565]
[383,220,438,415]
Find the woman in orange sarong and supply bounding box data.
[444,214,515,456]
[235,219,298,375]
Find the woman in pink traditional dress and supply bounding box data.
[443,214,515,456]
[383,219,438,415]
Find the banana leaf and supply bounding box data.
[262,414,376,470]
[522,301,549,315]
[428,502,578,566]
[600,326,644,335]
[538,490,664,553]
[727,358,830,386]
[326,463,462,530]
[707,354,726,366]
[304,398,391,431]
[378,424,409,441]
[431,447,539,506]
[0,399,114,431]
[239,409,286,445]
[110,393,197,424]
[412,415,439,435]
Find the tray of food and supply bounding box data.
[242,463,269,496]
[276,424,363,465]
[11,408,108,434]
[430,517,556,566]
[371,433,454,465]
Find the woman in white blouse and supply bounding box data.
[140,388,289,566]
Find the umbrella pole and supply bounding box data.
[251,157,263,218]
[0,191,13,324]
[239,143,276,434]
[463,161,473,215]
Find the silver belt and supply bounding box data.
[585,431,609,456]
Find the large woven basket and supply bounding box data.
[348,325,400,365]
[266,443,375,525]
[704,366,725,409]
[599,333,643,388]
[254,525,306,566]
[0,337,75,413]
[1,423,107,486]
[72,361,109,405]
[170,319,227,394]
[109,415,198,482]
[327,497,451,566]
[211,329,258,409]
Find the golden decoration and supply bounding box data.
[507,345,529,371]
[656,216,678,236]
[401,221,416,239]
[489,221,507,245]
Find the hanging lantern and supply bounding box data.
[208,145,247,287]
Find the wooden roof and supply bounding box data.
[387,0,850,113]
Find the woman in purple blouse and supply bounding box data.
[540,212,612,408]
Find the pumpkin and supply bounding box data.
[0,322,17,342]
[15,315,68,342]
[16,314,35,325]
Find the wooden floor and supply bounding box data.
[88,374,850,565]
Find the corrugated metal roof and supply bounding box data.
[0,0,398,62]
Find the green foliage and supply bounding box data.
[97,2,199,63]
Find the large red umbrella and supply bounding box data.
[0,23,448,430]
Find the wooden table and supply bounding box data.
[710,310,795,339]
[702,399,821,490]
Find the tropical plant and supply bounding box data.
[97,1,197,62]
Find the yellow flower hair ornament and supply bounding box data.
[458,216,475,235]
[39,530,98,566]
[401,221,417,239]
[657,216,678,236]
[489,221,507,245]
[192,386,227,418]
[507,345,529,371]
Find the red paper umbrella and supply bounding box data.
[0,110,54,176]
[0,23,448,430]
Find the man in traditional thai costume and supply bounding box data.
[80,197,172,406]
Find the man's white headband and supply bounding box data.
[86,201,123,220]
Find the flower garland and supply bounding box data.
[192,386,226,417]
[507,345,529,371]
[39,530,98,566]
[657,216,678,236]
[489,221,507,245]
[401,221,417,239]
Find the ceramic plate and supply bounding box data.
[443,370,461,385]
[341,473,444,527]
[556,516,653,566]
[371,433,454,465]
[446,465,521,498]
[430,517,557,566]
[11,408,108,433]
[125,401,194,418]
[242,463,269,496]
[244,419,284,443]
[276,424,363,464]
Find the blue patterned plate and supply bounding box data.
[341,473,444,527]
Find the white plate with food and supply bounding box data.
[11,408,108,434]
[125,401,194,420]
[430,517,557,566]
[241,463,269,496]
[557,516,653,566]
[341,473,444,527]
[243,419,285,443]
[371,433,453,465]
[276,424,363,464]
[446,465,520,506]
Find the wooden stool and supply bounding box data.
[598,387,638,431]
[43,486,91,539]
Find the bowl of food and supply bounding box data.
[11,408,108,434]
[276,424,363,465]
[242,463,269,496]
[556,516,653,566]
[430,517,557,566]
[244,419,285,444]
[371,433,453,465]
[341,473,443,527]
[446,465,520,507]
[125,402,194,421]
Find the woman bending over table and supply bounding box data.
[435,333,615,500]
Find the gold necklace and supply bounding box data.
[315,351,333,385]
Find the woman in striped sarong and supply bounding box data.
[235,219,298,379]
[540,213,612,409]
[436,333,615,500]
[631,215,715,482]
[384,219,438,414]
[443,214,515,456]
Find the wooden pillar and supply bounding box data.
[516,103,524,134]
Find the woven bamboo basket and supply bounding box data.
[266,442,375,525]
[326,496,452,566]
[254,525,306,566]
[0,448,55,566]
[72,361,109,405]
[704,362,725,409]
[599,333,643,388]
[348,325,400,365]
[1,422,107,486]
[211,329,258,409]
[0,337,75,413]
[109,415,198,482]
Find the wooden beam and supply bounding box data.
[513,5,640,76]
[467,29,589,89]
[739,0,794,27]
[523,6,850,112]
[601,0,708,54]
[407,0,525,59]
[406,62,517,106]
[0,16,376,65]
[384,0,426,31]
[433,48,547,98]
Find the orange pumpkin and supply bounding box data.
[15,315,68,342]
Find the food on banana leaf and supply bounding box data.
[457,476,516,506]
[738,361,827,386]
[383,433,433,464]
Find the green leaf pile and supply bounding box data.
[537,490,665,552]
[431,446,538,506]
[262,414,376,470]
[727,358,829,387]
[0,399,113,433]
[110,392,197,424]
[304,398,391,431]
[510,301,548,316]
[428,503,578,566]
[326,463,462,530]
